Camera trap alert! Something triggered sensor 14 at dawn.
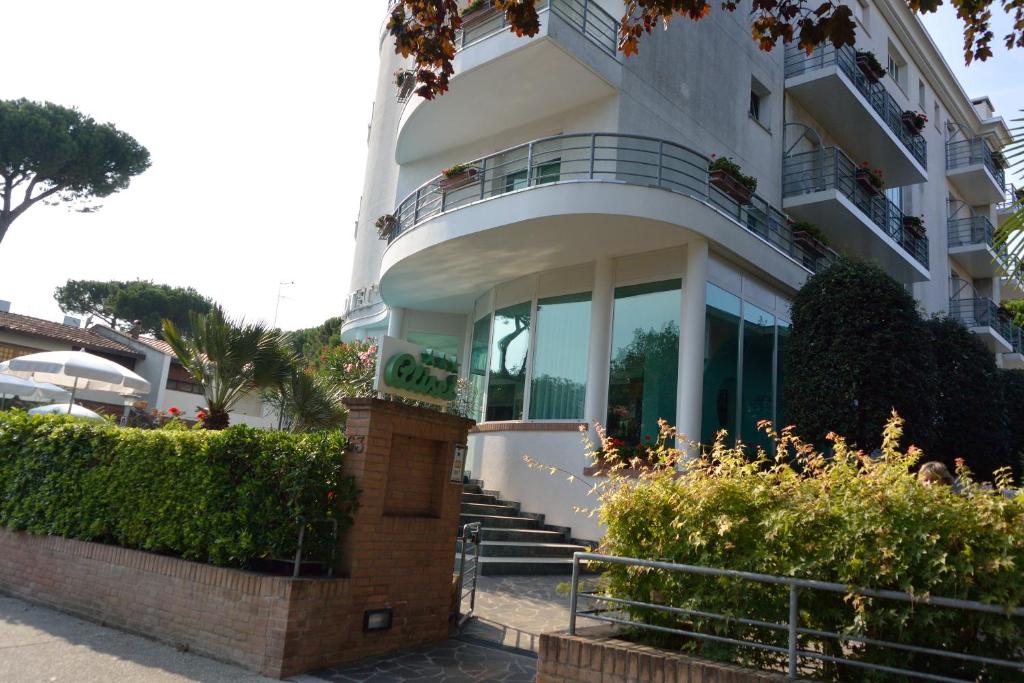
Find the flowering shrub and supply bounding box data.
[441,162,473,178]
[902,110,928,132]
[594,414,1024,680]
[857,163,885,190]
[317,339,378,400]
[0,411,357,570]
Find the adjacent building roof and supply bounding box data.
[0,310,140,357]
[134,336,177,357]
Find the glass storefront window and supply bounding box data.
[701,284,741,446]
[740,303,775,453]
[606,280,681,444]
[529,293,591,420]
[486,303,531,421]
[468,316,491,422]
[405,331,460,360]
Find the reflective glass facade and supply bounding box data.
[529,293,591,420]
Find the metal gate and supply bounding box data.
[455,521,481,626]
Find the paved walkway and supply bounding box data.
[460,575,570,653]
[314,640,536,682]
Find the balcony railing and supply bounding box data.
[457,0,617,56]
[948,215,995,249]
[784,44,927,168]
[1000,184,1022,212]
[782,147,929,269]
[949,297,1013,342]
[946,138,1006,189]
[389,132,838,273]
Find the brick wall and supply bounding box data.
[538,628,792,683]
[0,398,474,679]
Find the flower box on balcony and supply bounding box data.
[901,110,928,134]
[439,164,479,191]
[461,0,497,30]
[901,215,926,239]
[375,214,398,241]
[791,221,830,258]
[708,156,757,205]
[855,50,886,84]
[855,165,885,197]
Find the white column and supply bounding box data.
[387,306,405,339]
[584,257,614,440]
[677,239,708,455]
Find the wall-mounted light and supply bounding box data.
[363,608,393,632]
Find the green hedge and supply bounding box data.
[597,417,1024,681]
[0,411,357,569]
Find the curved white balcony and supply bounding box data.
[946,138,1006,206]
[395,0,621,164]
[378,133,837,309]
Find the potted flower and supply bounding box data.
[460,0,495,29]
[394,69,416,100]
[791,220,830,257]
[855,163,885,196]
[901,110,928,134]
[708,154,758,204]
[902,214,926,239]
[375,214,398,240]
[855,50,886,83]
[439,162,478,191]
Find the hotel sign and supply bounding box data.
[374,335,460,406]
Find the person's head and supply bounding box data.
[917,461,955,487]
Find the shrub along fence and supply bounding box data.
[587,415,1024,681]
[0,412,357,571]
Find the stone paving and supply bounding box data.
[461,575,570,653]
[313,640,536,682]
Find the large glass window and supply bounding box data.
[529,293,591,420]
[606,280,681,444]
[405,331,460,360]
[701,284,741,446]
[468,316,491,422]
[741,303,775,452]
[486,303,531,421]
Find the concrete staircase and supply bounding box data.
[455,481,590,575]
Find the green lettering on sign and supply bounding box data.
[384,352,458,401]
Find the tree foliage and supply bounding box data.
[0,99,150,247]
[785,257,936,451]
[263,369,346,433]
[163,309,295,430]
[290,316,343,363]
[388,0,1024,99]
[54,279,214,338]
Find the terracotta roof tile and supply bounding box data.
[0,311,139,357]
[134,336,177,357]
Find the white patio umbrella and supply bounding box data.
[0,374,72,404]
[0,350,150,414]
[28,403,104,421]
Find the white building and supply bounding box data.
[342,0,1016,540]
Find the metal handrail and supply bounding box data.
[783,44,927,168]
[457,0,618,56]
[568,551,1024,682]
[782,146,929,268]
[947,215,995,249]
[949,297,1014,343]
[389,132,839,274]
[455,521,482,626]
[946,138,1006,190]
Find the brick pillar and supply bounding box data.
[336,398,474,655]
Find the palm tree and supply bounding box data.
[994,110,1024,278]
[163,308,294,429]
[264,369,345,432]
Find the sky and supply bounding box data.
[0,1,1019,331]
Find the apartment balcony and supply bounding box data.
[997,184,1021,227]
[947,215,1002,278]
[1003,327,1024,369]
[379,133,837,308]
[946,139,1006,206]
[949,298,1013,354]
[782,147,930,282]
[395,0,621,164]
[784,45,927,187]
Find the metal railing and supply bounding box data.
[947,215,995,249]
[949,297,1014,342]
[455,521,481,626]
[568,552,1024,682]
[782,146,929,268]
[457,0,618,57]
[999,184,1022,212]
[784,44,927,168]
[946,138,1006,190]
[390,132,838,274]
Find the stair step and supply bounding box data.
[461,492,498,504]
[480,528,568,543]
[459,513,539,529]
[456,540,587,558]
[477,556,580,576]
[461,502,520,516]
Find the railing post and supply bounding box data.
[568,553,581,635]
[479,156,487,200]
[581,0,589,36]
[526,141,534,186]
[788,585,799,679]
[455,524,467,616]
[589,134,596,179]
[470,524,481,613]
[657,141,664,188]
[414,187,422,223]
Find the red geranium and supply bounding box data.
[168,406,181,416]
[196,410,207,421]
